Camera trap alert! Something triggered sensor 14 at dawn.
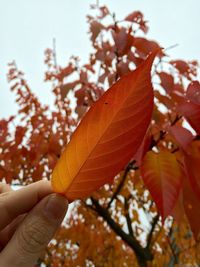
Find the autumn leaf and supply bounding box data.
[141,150,183,219]
[170,60,189,75]
[125,11,144,23]
[133,37,161,57]
[186,80,200,104]
[90,21,105,43]
[183,173,200,241]
[98,6,110,19]
[169,124,194,151]
[171,189,185,224]
[112,27,133,56]
[60,81,78,100]
[184,141,200,201]
[124,11,148,33]
[158,72,174,94]
[133,132,152,166]
[51,50,158,200]
[3,4,200,265]
[178,101,200,134]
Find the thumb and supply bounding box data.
[0,193,68,267]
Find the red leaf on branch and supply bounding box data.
[116,61,130,77]
[170,60,197,80]
[15,126,26,145]
[133,37,161,58]
[112,27,133,56]
[51,50,158,200]
[141,150,183,219]
[158,72,174,94]
[90,21,105,43]
[170,60,189,73]
[178,101,200,134]
[98,6,110,19]
[125,11,143,22]
[60,81,78,100]
[183,173,200,241]
[125,11,148,33]
[171,189,185,224]
[133,133,152,166]
[186,81,200,105]
[32,165,44,181]
[169,124,193,151]
[184,141,200,201]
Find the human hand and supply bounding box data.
[0,180,68,267]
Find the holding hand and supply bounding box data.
[0,180,68,267]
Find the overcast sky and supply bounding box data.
[0,0,199,118]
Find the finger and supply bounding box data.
[0,183,12,194]
[0,214,26,250]
[0,193,68,267]
[0,180,52,230]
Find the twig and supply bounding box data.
[53,38,58,70]
[146,214,160,248]
[164,44,179,52]
[124,196,134,236]
[149,130,166,150]
[171,115,182,126]
[107,160,137,209]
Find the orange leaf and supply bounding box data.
[51,51,158,201]
[141,150,182,219]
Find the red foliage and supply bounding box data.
[1,3,200,266]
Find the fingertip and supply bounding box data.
[43,193,68,222]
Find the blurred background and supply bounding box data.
[0,0,200,117]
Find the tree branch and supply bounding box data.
[107,160,137,209]
[124,196,134,236]
[90,197,153,262]
[149,130,166,150]
[146,214,160,248]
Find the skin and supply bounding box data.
[0,180,68,267]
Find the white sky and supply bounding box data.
[0,0,199,118]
